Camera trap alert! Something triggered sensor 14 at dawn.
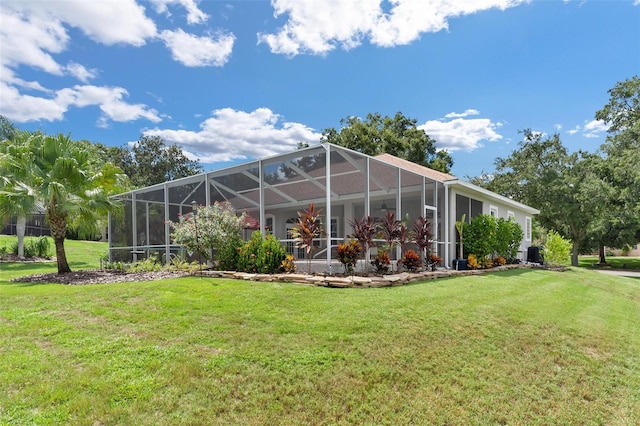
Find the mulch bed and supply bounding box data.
[10,270,188,285]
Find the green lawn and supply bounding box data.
[579,255,640,271]
[1,242,639,425]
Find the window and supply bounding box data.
[490,205,498,217]
[525,217,532,241]
[507,210,515,220]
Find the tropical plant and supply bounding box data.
[371,250,391,274]
[376,211,402,271]
[412,215,433,261]
[401,249,422,272]
[336,239,362,274]
[455,214,466,259]
[427,253,442,271]
[290,202,324,273]
[0,130,38,259]
[281,254,296,273]
[3,133,124,273]
[349,215,377,270]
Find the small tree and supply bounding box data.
[412,216,433,262]
[465,214,497,268]
[376,211,402,272]
[455,214,466,259]
[169,201,246,264]
[543,230,572,266]
[349,215,377,271]
[290,202,324,273]
[336,239,362,274]
[495,218,524,263]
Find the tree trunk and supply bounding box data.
[571,240,579,267]
[598,243,607,265]
[16,215,26,259]
[54,237,71,274]
[48,212,71,274]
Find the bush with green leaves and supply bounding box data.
[169,201,246,264]
[543,230,572,266]
[217,234,243,271]
[237,231,287,274]
[465,214,497,265]
[11,236,51,258]
[495,218,524,262]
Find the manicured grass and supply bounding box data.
[0,235,106,280]
[1,261,639,424]
[579,255,640,271]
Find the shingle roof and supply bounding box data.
[374,153,458,182]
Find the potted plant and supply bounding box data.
[453,214,468,270]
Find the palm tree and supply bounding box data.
[28,133,122,273]
[0,130,38,259]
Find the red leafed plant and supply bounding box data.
[290,202,325,273]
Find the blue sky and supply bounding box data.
[1,0,638,179]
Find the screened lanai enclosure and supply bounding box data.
[110,142,531,272]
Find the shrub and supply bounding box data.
[337,239,362,274]
[256,234,287,274]
[281,254,296,273]
[493,256,507,266]
[495,218,524,262]
[467,254,480,270]
[130,256,162,272]
[401,249,422,272]
[427,253,442,271]
[465,214,497,262]
[217,234,243,271]
[371,250,391,274]
[11,236,52,258]
[543,230,572,266]
[237,231,287,274]
[237,231,263,273]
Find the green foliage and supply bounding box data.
[543,230,572,266]
[106,135,203,188]
[465,214,498,264]
[256,234,287,274]
[10,236,52,258]
[169,201,246,264]
[336,239,363,274]
[401,249,422,272]
[237,231,263,273]
[216,234,242,271]
[129,256,163,273]
[455,214,466,259]
[237,231,287,274]
[495,218,524,262]
[321,112,453,173]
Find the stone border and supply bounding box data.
[196,264,526,288]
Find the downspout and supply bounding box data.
[164,182,169,264]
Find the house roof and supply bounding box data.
[374,153,458,183]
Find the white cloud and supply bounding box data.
[582,119,608,138]
[554,123,562,131]
[0,82,161,124]
[566,119,609,138]
[160,29,235,67]
[143,108,322,162]
[566,125,580,135]
[65,62,97,83]
[419,112,503,151]
[444,109,480,119]
[258,0,526,56]
[150,0,208,25]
